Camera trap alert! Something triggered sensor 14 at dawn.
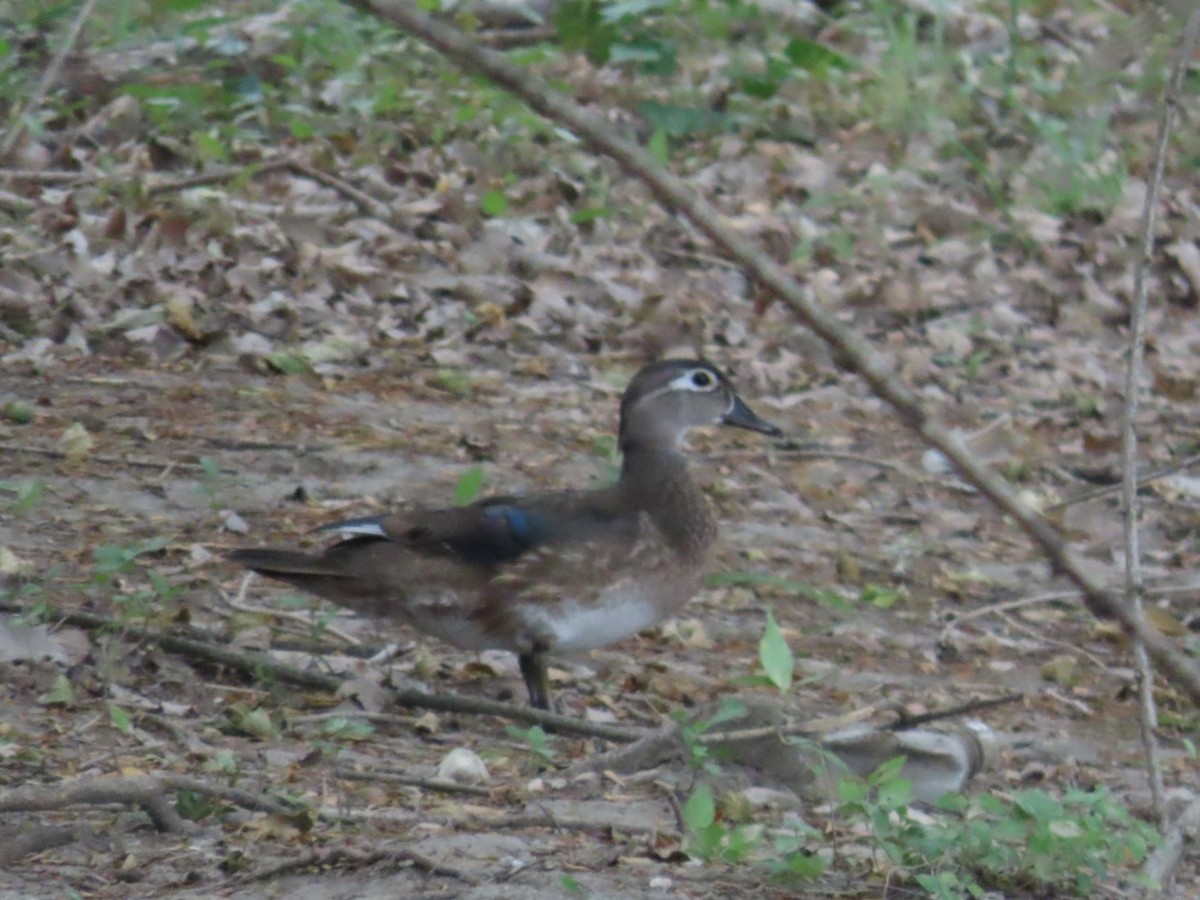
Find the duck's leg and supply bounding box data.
[518,650,552,710]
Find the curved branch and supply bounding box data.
[346,0,1200,706]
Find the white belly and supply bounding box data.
[521,584,668,652]
[400,581,687,654]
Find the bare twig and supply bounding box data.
[0,167,88,183]
[283,159,398,219]
[0,0,99,162]
[0,774,298,838]
[996,611,1117,674]
[884,694,1023,731]
[0,442,230,474]
[236,847,474,883]
[776,444,923,479]
[442,809,676,836]
[1044,451,1200,511]
[939,590,1079,640]
[1143,793,1200,890]
[2,602,648,742]
[564,721,684,776]
[344,0,1200,707]
[143,159,291,196]
[1121,2,1200,831]
[0,824,98,867]
[224,574,362,647]
[0,188,35,214]
[335,768,492,796]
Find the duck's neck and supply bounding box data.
[617,441,717,562]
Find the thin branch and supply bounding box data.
[0,167,88,183]
[335,768,492,796]
[1121,1,1200,830]
[883,693,1023,731]
[0,824,98,867]
[2,602,648,743]
[776,444,924,479]
[235,847,475,884]
[283,159,398,219]
[0,774,299,837]
[346,0,1200,707]
[0,0,99,162]
[1044,451,1200,511]
[223,574,363,647]
[939,590,1079,639]
[1143,793,1200,890]
[142,159,290,196]
[0,441,230,474]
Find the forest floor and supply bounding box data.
[2,1,1200,897]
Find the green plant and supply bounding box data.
[676,635,826,877]
[89,537,185,622]
[837,760,1160,897]
[506,724,556,762]
[196,458,254,513]
[318,717,375,742]
[454,463,485,505]
[1020,108,1126,215]
[0,479,46,516]
[681,700,830,878]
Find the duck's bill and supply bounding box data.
[722,395,782,437]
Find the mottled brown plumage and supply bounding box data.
[229,360,780,709]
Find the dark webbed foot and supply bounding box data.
[518,651,552,711]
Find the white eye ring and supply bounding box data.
[668,370,718,392]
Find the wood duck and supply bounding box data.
[229,360,781,710]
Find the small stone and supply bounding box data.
[436,747,489,786]
[221,510,249,534]
[58,422,94,460]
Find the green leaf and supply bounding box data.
[861,583,903,609]
[481,189,508,217]
[0,479,45,515]
[1013,789,1061,822]
[505,724,555,760]
[601,0,673,21]
[454,464,485,506]
[2,400,34,424]
[704,696,748,730]
[432,368,472,397]
[553,0,618,64]
[319,718,375,741]
[876,777,913,811]
[192,130,229,163]
[836,777,868,803]
[108,703,133,735]
[682,781,715,831]
[647,128,669,165]
[199,456,222,481]
[707,570,849,608]
[175,789,216,821]
[37,674,75,707]
[759,607,793,691]
[266,352,312,376]
[783,38,853,74]
[569,205,613,224]
[638,100,728,137]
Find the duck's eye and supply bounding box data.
[691,370,715,389]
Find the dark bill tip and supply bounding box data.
[722,395,783,437]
